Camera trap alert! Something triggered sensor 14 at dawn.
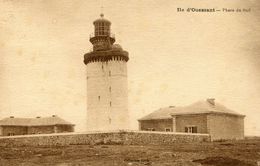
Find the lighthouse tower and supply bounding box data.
[84,14,129,131]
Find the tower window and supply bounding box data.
[98,96,100,101]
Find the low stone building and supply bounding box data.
[138,99,245,140]
[0,115,74,136]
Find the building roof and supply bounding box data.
[138,99,245,121]
[0,115,74,127]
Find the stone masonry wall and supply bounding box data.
[2,126,27,136]
[139,119,173,131]
[0,130,210,147]
[27,126,54,135]
[176,114,208,133]
[207,114,244,140]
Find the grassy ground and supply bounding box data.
[0,139,260,166]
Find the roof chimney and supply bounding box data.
[9,116,14,118]
[207,98,215,106]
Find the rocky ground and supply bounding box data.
[0,138,260,166]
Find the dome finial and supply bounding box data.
[100,13,104,18]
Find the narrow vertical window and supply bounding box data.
[109,71,111,76]
[110,101,112,107]
[109,86,111,92]
[98,96,100,101]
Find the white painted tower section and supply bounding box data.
[84,14,130,131]
[86,60,129,131]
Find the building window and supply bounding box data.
[165,128,171,132]
[8,133,14,136]
[110,101,112,107]
[98,96,100,101]
[109,118,111,124]
[109,71,111,76]
[109,86,111,92]
[147,128,155,131]
[185,126,197,133]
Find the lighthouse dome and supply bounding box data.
[93,13,111,25]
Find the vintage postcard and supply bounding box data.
[0,0,260,165]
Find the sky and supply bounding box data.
[0,0,260,135]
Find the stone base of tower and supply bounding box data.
[86,126,131,132]
[86,110,130,131]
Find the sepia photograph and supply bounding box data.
[0,0,260,165]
